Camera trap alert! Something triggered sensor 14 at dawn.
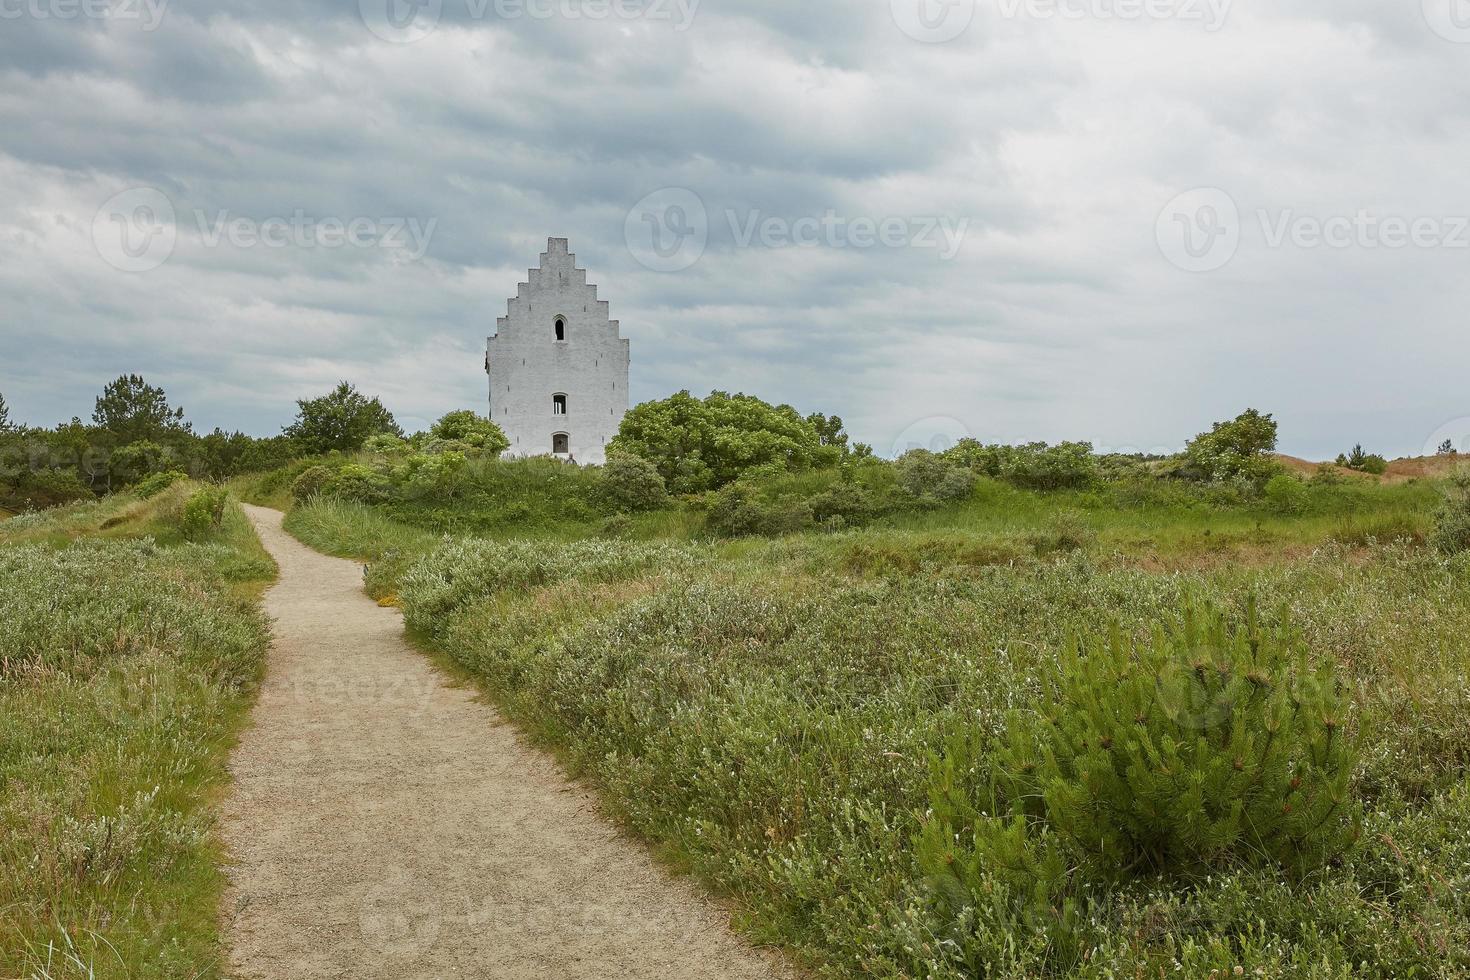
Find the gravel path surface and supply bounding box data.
[222,504,792,980]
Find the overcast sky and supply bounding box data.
[2,0,1468,458]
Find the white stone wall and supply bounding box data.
[486,238,630,466]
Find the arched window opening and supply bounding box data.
[555,317,566,341]
[553,433,570,454]
[553,394,568,415]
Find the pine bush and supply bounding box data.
[920,600,1360,963]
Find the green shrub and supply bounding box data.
[427,410,510,455]
[325,462,392,504]
[1338,445,1389,475]
[1263,474,1309,515]
[290,464,336,502]
[609,390,842,493]
[596,454,668,513]
[180,486,229,540]
[705,484,814,537]
[1431,467,1470,555]
[1177,409,1282,488]
[134,469,188,499]
[895,450,976,506]
[923,600,1358,898]
[808,480,880,527]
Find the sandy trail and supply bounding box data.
[222,504,792,980]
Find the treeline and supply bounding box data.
[0,377,398,511]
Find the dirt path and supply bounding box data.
[222,505,792,980]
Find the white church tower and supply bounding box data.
[485,238,630,465]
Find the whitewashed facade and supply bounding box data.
[485,239,630,465]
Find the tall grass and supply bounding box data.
[383,530,1470,977]
[0,488,273,979]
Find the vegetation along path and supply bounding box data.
[223,504,792,980]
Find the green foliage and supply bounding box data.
[1180,409,1281,486]
[291,464,336,502]
[705,483,815,537]
[895,450,976,506]
[110,439,178,486]
[609,390,842,493]
[180,486,229,540]
[596,454,669,513]
[1431,466,1470,555]
[283,381,402,455]
[945,439,1099,491]
[134,469,188,499]
[1438,439,1456,456]
[954,601,1357,880]
[326,462,393,504]
[1027,509,1095,554]
[428,410,510,455]
[1339,444,1389,475]
[399,537,702,637]
[0,517,270,978]
[0,390,10,431]
[92,374,191,445]
[1264,474,1309,515]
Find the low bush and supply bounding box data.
[596,454,668,513]
[919,600,1360,966]
[1264,473,1309,515]
[290,464,336,502]
[134,469,188,499]
[895,450,976,506]
[180,485,229,540]
[1431,467,1470,554]
[705,484,814,537]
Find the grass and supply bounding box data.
[276,471,1470,978]
[0,484,274,979]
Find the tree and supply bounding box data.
[596,454,668,512]
[1180,409,1280,484]
[428,410,510,455]
[608,390,841,494]
[93,375,191,446]
[0,391,10,432]
[1439,439,1457,457]
[283,382,402,455]
[1341,444,1388,475]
